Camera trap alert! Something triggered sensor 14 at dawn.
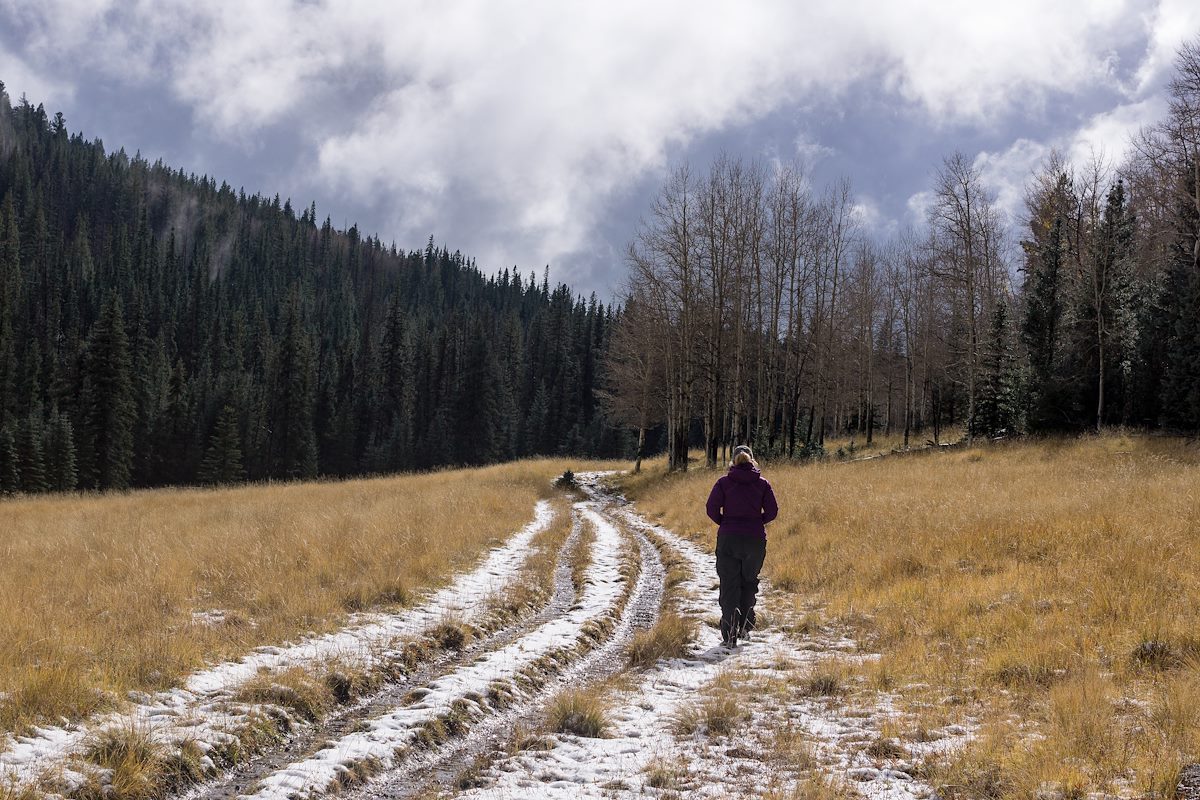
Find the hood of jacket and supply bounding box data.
[727,462,761,484]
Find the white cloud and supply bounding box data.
[0,45,71,106]
[974,138,1051,227]
[972,95,1169,235]
[1132,0,1200,95]
[1067,96,1167,165]
[794,132,835,166]
[905,190,936,228]
[1,0,1195,286]
[851,196,898,239]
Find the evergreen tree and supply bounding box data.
[973,299,1023,438]
[1086,179,1137,429]
[78,294,135,490]
[1021,171,1072,430]
[1160,240,1200,430]
[524,382,550,455]
[17,411,46,492]
[46,410,78,492]
[268,289,318,479]
[0,425,18,493]
[198,403,245,484]
[0,192,20,426]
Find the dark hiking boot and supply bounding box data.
[740,609,756,641]
[721,609,742,649]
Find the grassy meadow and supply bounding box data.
[0,458,607,736]
[623,433,1200,798]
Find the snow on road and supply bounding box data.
[456,491,973,799]
[2,476,977,800]
[0,501,556,790]
[242,504,629,800]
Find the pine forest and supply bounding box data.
[0,37,1199,491]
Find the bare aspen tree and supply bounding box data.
[1136,37,1200,271]
[763,162,809,451]
[627,164,701,471]
[599,295,665,472]
[886,231,921,448]
[928,153,1001,443]
[814,179,857,446]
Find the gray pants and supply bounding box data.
[715,533,766,640]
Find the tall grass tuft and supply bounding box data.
[546,687,610,738]
[627,612,696,667]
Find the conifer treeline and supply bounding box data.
[0,83,626,493]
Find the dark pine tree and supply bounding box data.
[1157,164,1200,432]
[1021,172,1072,430]
[77,294,136,490]
[973,298,1023,438]
[46,409,78,491]
[16,411,47,492]
[268,288,318,479]
[198,402,245,485]
[0,424,18,493]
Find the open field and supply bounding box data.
[6,436,1200,799]
[0,458,614,735]
[622,433,1200,797]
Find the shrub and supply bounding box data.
[799,668,844,697]
[672,693,748,738]
[627,613,696,667]
[76,722,206,800]
[233,667,333,722]
[546,688,609,738]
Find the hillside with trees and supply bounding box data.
[2,38,1197,491]
[607,37,1200,470]
[0,82,625,493]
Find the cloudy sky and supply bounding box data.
[1,1,1198,299]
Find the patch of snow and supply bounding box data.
[190,609,232,627]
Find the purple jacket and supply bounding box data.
[706,463,779,539]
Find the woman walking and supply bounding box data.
[705,445,778,648]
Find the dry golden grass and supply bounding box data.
[671,670,751,738]
[626,612,696,668]
[624,433,1200,798]
[821,426,962,460]
[546,686,610,738]
[233,666,336,723]
[642,757,691,791]
[0,457,617,735]
[73,722,206,800]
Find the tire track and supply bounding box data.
[360,474,666,799]
[182,507,589,800]
[235,491,650,800]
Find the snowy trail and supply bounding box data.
[182,508,591,800]
[0,501,556,791]
[354,474,666,799]
[455,482,973,799]
[239,497,636,800]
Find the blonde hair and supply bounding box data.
[731,446,757,468]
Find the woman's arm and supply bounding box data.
[762,480,779,524]
[706,481,724,525]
